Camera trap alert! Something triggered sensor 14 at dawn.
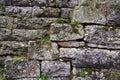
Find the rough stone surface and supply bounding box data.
[4,60,40,79]
[72,0,120,25]
[12,29,46,41]
[41,61,70,77]
[28,41,59,60]
[16,78,37,80]
[0,41,28,55]
[50,23,84,41]
[60,48,120,69]
[84,25,120,49]
[58,41,85,48]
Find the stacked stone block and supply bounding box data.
[0,0,120,80]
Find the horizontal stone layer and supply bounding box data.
[84,25,120,49]
[72,0,120,26]
[58,41,85,47]
[4,59,40,79]
[0,41,28,55]
[41,61,70,77]
[60,48,120,69]
[0,0,79,8]
[50,23,84,41]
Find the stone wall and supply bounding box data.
[0,0,120,80]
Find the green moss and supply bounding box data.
[72,28,81,35]
[1,78,7,80]
[12,58,21,64]
[108,68,120,79]
[17,16,23,19]
[0,5,5,9]
[38,35,50,42]
[37,73,50,80]
[103,26,109,31]
[56,18,70,23]
[0,66,4,73]
[79,71,86,77]
[111,3,120,11]
[70,21,80,26]
[6,23,14,30]
[69,74,74,80]
[85,68,93,75]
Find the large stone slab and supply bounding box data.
[60,48,120,69]
[32,7,61,18]
[28,41,59,60]
[50,23,84,41]
[0,41,28,55]
[41,61,70,77]
[11,29,47,41]
[4,60,40,79]
[14,17,57,29]
[0,28,11,40]
[84,25,120,49]
[72,68,120,80]
[72,0,120,25]
[5,6,32,17]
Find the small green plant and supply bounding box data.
[12,58,21,64]
[56,18,70,23]
[6,23,13,30]
[17,15,23,19]
[111,3,120,11]
[38,35,50,42]
[79,71,86,77]
[0,66,4,73]
[37,73,50,80]
[69,74,74,80]
[85,68,93,75]
[1,78,7,80]
[72,28,81,35]
[70,21,80,26]
[103,25,109,31]
[0,4,5,9]
[108,68,120,79]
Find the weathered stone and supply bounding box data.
[0,28,11,40]
[0,57,6,66]
[72,76,93,80]
[28,41,59,60]
[16,78,37,80]
[0,41,28,55]
[32,7,61,17]
[12,29,46,41]
[5,6,32,17]
[41,61,70,77]
[58,41,85,47]
[12,0,32,6]
[0,0,11,5]
[61,8,73,19]
[0,16,14,28]
[60,48,120,69]
[51,42,59,54]
[14,17,57,29]
[72,68,120,80]
[48,77,69,80]
[72,0,120,25]
[33,0,47,7]
[84,25,120,49]
[50,23,84,41]
[4,60,40,79]
[48,0,79,8]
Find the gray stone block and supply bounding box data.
[50,23,84,41]
[84,25,120,49]
[60,48,120,69]
[41,61,70,77]
[4,60,40,79]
